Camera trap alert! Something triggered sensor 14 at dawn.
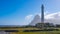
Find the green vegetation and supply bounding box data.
[17,31,60,34]
[0,27,60,34]
[11,31,60,34]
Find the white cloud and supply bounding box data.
[44,12,60,24]
[25,12,60,25]
[45,12,60,19]
[25,15,33,20]
[45,12,57,19]
[24,15,34,25]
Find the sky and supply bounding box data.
[0,0,60,25]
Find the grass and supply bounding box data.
[12,31,60,34]
[0,27,60,34]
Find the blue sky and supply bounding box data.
[0,0,60,25]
